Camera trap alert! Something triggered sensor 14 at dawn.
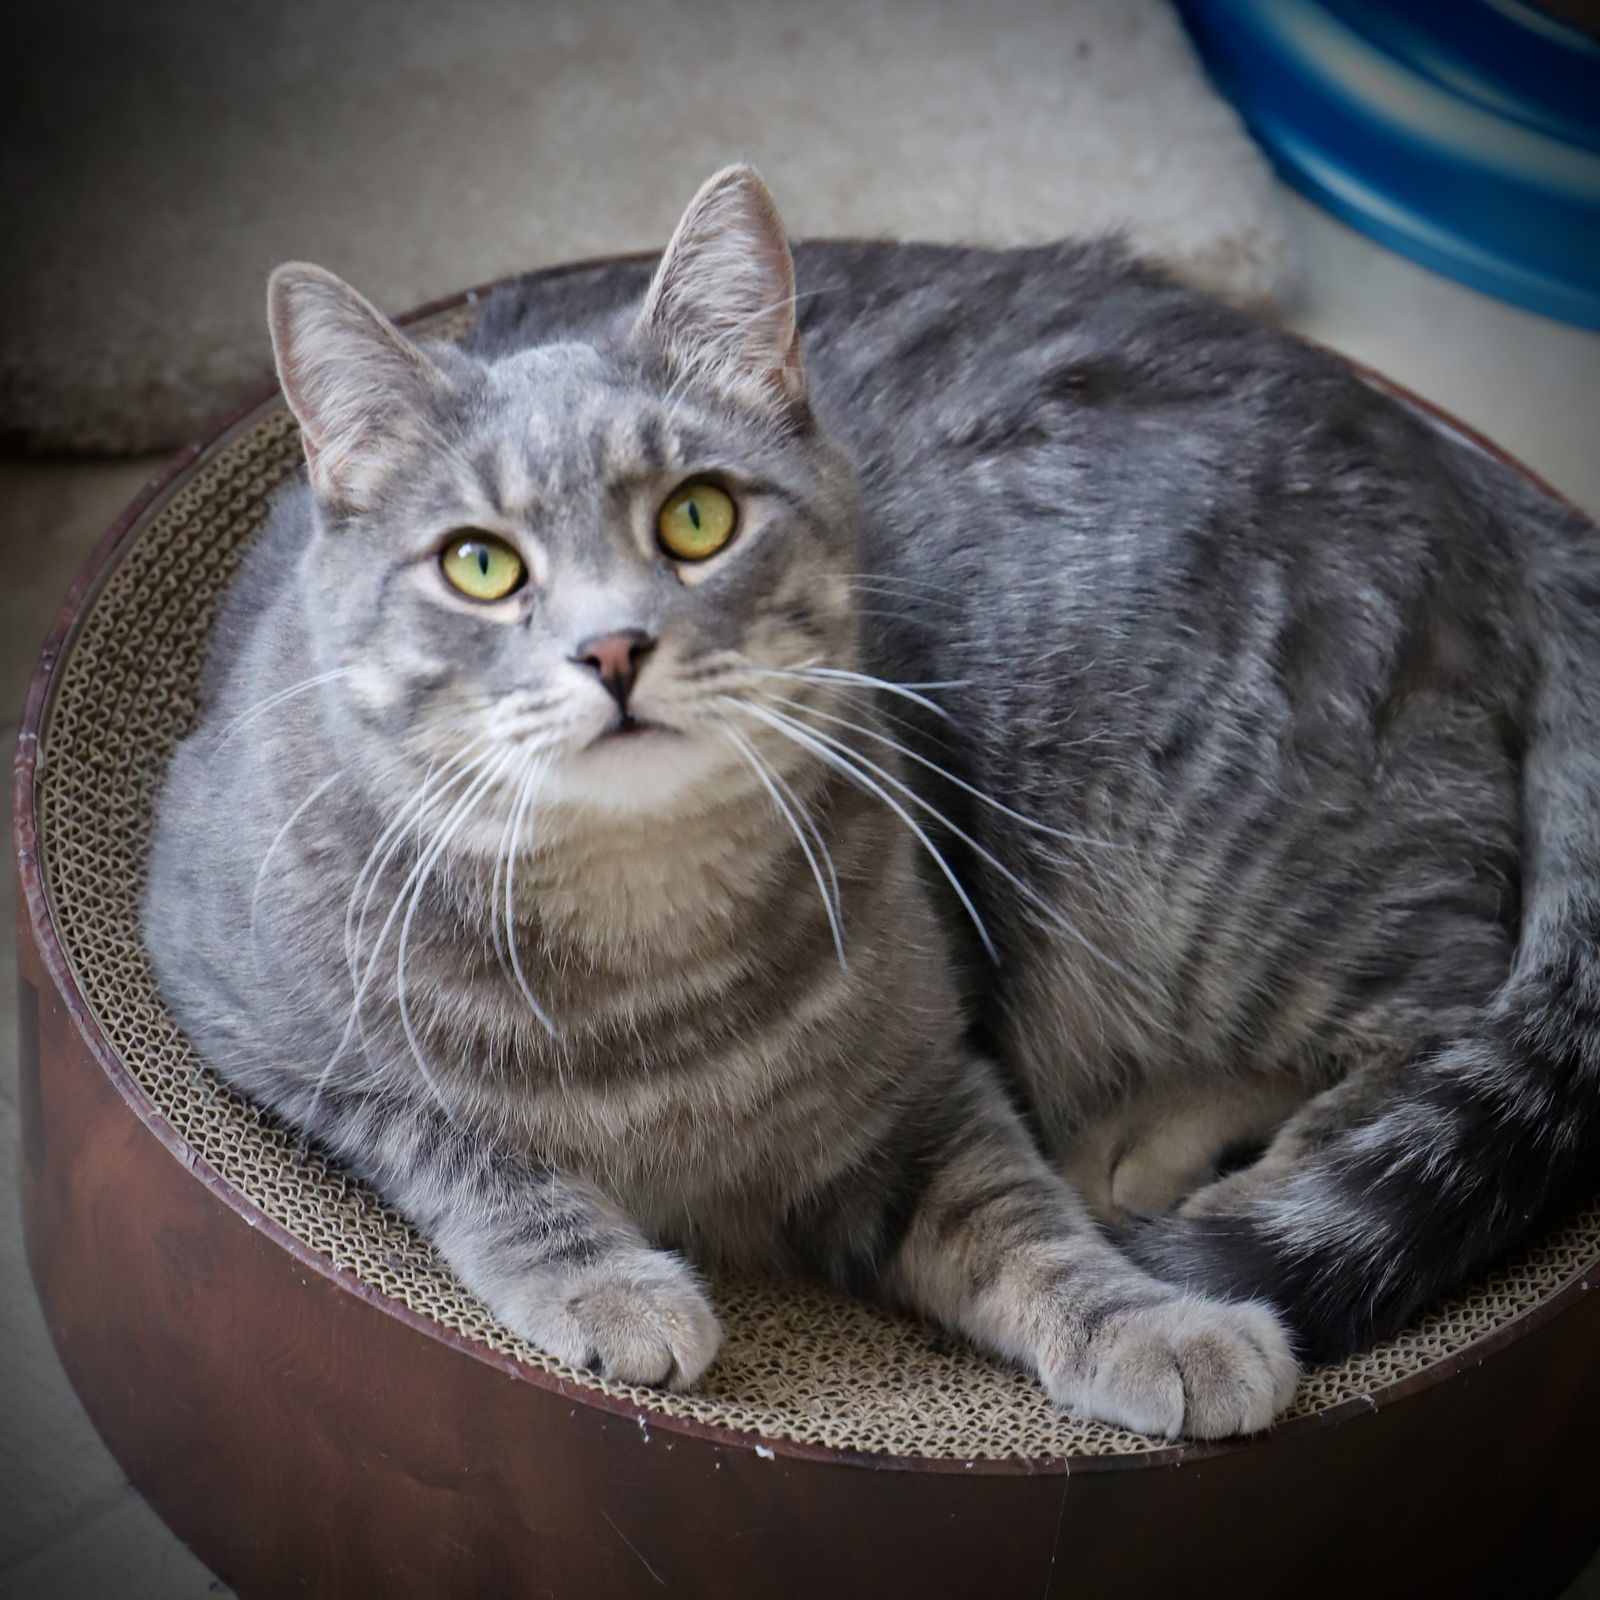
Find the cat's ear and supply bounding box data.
[637,165,806,416]
[268,263,446,509]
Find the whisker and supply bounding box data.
[746,700,1144,989]
[486,869,509,974]
[213,667,355,751]
[714,652,965,754]
[503,748,561,1039]
[249,773,341,962]
[483,740,557,990]
[761,692,1125,853]
[487,761,521,988]
[760,747,843,921]
[345,739,494,990]
[730,699,998,963]
[849,608,942,631]
[746,664,964,723]
[722,722,846,967]
[316,745,502,1120]
[829,570,969,601]
[396,749,521,1114]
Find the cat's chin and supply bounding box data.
[546,723,735,818]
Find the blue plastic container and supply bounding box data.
[1174,0,1600,330]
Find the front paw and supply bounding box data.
[1043,1295,1298,1439]
[494,1249,723,1390]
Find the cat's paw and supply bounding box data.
[496,1250,723,1390]
[1043,1295,1298,1439]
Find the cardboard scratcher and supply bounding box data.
[15,259,1600,1599]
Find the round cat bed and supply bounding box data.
[15,259,1600,1600]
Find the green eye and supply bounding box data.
[657,482,737,562]
[441,533,526,601]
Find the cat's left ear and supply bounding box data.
[637,165,806,417]
[268,263,448,511]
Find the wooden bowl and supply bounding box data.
[15,259,1600,1600]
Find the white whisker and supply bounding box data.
[849,607,942,631]
[760,746,843,922]
[751,700,1142,987]
[746,663,964,723]
[829,569,970,601]
[730,698,999,963]
[761,692,1125,853]
[312,744,501,1126]
[396,749,521,1114]
[213,667,355,751]
[503,748,561,1039]
[249,773,341,962]
[722,722,846,967]
[345,739,494,990]
[739,704,1152,998]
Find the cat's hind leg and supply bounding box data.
[1125,978,1600,1365]
[1173,1049,1409,1222]
[1062,1074,1316,1222]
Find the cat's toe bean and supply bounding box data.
[1047,1296,1298,1439]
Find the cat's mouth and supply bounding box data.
[588,713,677,746]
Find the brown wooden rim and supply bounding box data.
[14,250,1600,1480]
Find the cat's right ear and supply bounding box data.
[268,263,445,510]
[636,165,806,420]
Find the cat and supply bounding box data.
[143,165,1600,1441]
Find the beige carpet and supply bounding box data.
[2,0,1290,454]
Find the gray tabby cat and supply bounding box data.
[144,166,1600,1440]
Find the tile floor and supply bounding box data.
[3,199,1599,1597]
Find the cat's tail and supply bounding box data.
[1133,464,1600,1364]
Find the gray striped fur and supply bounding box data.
[144,168,1600,1436]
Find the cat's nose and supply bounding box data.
[571,628,657,712]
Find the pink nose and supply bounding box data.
[571,629,656,711]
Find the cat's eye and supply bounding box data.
[657,482,738,562]
[440,533,526,602]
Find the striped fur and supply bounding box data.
[145,168,1599,1436]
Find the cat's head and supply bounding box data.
[267,167,859,847]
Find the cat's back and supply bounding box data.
[475,233,1302,440]
[790,238,1453,564]
[794,235,1297,435]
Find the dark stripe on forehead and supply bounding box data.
[416,480,466,525]
[635,412,665,474]
[585,417,614,471]
[603,475,636,518]
[470,446,503,512]
[667,423,718,464]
